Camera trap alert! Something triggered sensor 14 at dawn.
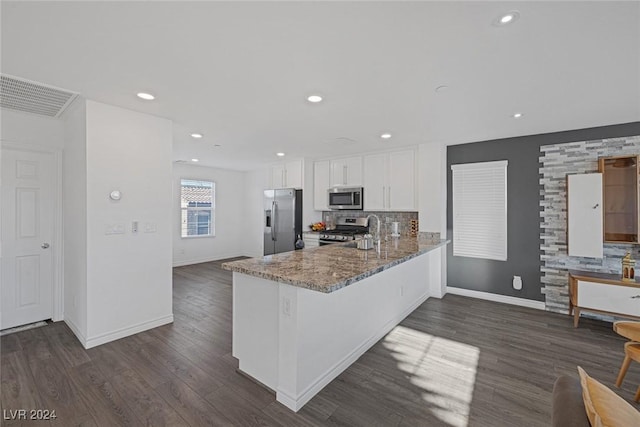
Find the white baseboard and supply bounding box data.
[64,317,87,346]
[277,292,431,412]
[173,253,244,267]
[83,314,174,349]
[446,286,545,310]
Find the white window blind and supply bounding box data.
[451,160,508,261]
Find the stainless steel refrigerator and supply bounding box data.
[264,189,303,255]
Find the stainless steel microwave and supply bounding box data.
[328,187,363,210]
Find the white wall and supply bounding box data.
[62,99,88,340]
[83,100,173,347]
[1,108,65,149]
[173,163,247,266]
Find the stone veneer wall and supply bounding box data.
[322,211,418,237]
[540,135,640,314]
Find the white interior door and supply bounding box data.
[567,173,603,258]
[1,148,55,329]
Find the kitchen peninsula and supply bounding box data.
[222,234,448,412]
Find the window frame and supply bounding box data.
[180,178,215,239]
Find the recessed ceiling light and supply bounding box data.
[191,158,199,162]
[136,92,155,100]
[307,95,323,103]
[276,152,285,157]
[493,11,520,26]
[380,133,392,140]
[513,112,523,119]
[190,133,203,139]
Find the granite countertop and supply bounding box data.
[222,233,449,293]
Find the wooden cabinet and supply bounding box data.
[330,156,362,187]
[569,271,640,327]
[363,149,416,211]
[313,160,330,211]
[271,160,303,189]
[599,156,639,243]
[567,173,603,258]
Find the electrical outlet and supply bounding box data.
[513,276,523,290]
[105,223,125,235]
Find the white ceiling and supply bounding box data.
[2,1,639,170]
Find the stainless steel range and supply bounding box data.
[319,217,369,246]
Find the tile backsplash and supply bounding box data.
[322,211,418,237]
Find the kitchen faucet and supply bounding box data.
[366,214,382,247]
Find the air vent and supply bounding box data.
[0,74,78,117]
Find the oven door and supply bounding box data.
[327,187,363,210]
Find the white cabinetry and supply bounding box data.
[363,149,416,211]
[313,160,330,211]
[330,157,362,187]
[567,173,603,258]
[363,154,386,210]
[303,232,320,248]
[570,271,640,327]
[271,160,303,189]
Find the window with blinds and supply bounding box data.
[180,179,215,238]
[451,160,507,261]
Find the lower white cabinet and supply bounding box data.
[569,271,640,327]
[303,232,320,248]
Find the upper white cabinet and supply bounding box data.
[271,160,303,189]
[313,160,330,210]
[567,173,603,258]
[388,150,416,210]
[330,156,362,187]
[271,164,285,189]
[363,154,386,210]
[363,149,416,211]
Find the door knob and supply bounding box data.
[41,243,50,249]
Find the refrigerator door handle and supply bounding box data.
[272,201,277,241]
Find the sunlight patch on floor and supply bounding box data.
[383,325,479,427]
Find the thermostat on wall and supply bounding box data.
[109,190,122,201]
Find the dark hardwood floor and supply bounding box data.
[2,259,639,426]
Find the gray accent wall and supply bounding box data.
[446,122,640,302]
